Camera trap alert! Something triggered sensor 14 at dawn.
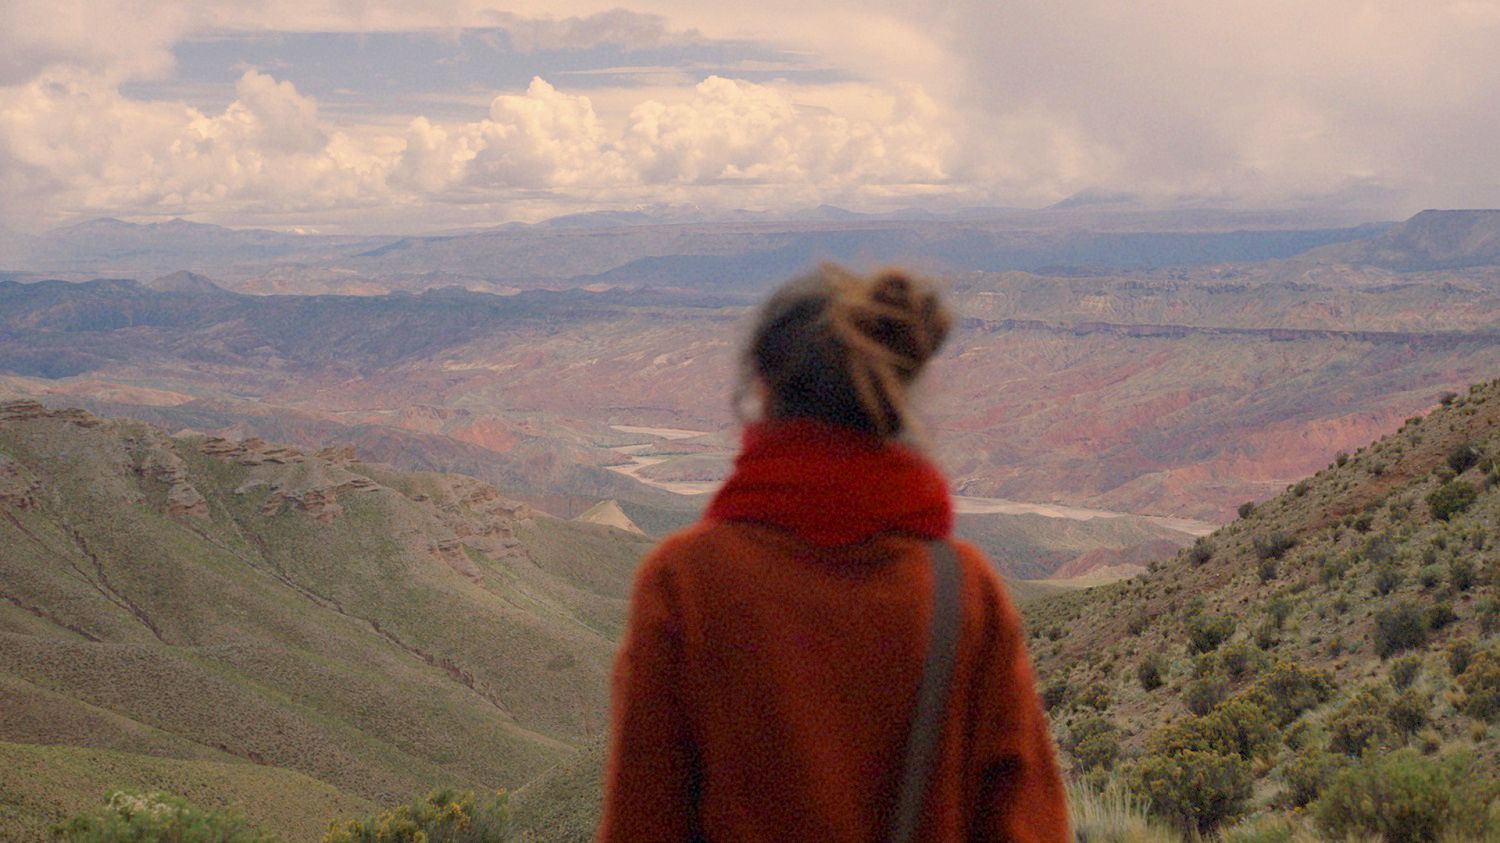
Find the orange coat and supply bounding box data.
[597,520,1070,842]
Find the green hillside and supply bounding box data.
[0,400,652,836]
[1025,380,1500,837]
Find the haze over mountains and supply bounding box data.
[4,206,1390,296]
[2,205,1499,838]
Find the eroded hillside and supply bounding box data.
[1025,379,1500,834]
[0,401,652,838]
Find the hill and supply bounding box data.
[1308,209,1500,271]
[0,401,653,835]
[1023,378,1500,835]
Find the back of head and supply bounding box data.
[741,263,952,438]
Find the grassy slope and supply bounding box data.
[1024,378,1500,825]
[0,404,651,832]
[0,741,376,841]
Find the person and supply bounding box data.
[597,264,1070,842]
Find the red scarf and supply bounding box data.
[706,418,953,546]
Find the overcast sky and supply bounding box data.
[2,1,1498,233]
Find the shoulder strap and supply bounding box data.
[889,539,963,843]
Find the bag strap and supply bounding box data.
[889,539,963,843]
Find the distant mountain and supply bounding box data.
[0,401,653,838]
[1307,209,1500,270]
[1024,378,1500,835]
[14,209,1391,293]
[145,270,232,295]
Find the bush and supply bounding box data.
[1154,697,1277,762]
[1388,689,1429,736]
[1418,564,1444,588]
[1281,746,1341,808]
[1256,557,1277,583]
[1137,655,1166,691]
[1067,717,1122,772]
[53,791,278,842]
[1388,655,1422,690]
[1456,649,1500,722]
[1451,556,1476,591]
[1127,750,1252,834]
[1237,501,1256,519]
[1184,676,1229,716]
[1218,641,1267,680]
[1266,597,1293,629]
[1315,750,1497,843]
[1253,531,1296,562]
[1448,443,1481,474]
[323,789,512,843]
[1251,661,1337,726]
[1319,554,1351,586]
[1448,639,1475,677]
[1188,538,1215,566]
[1040,680,1070,712]
[1327,687,1396,757]
[1428,480,1478,521]
[1373,601,1428,659]
[1187,614,1236,655]
[1425,602,1458,631]
[1077,683,1113,712]
[1373,562,1403,596]
[1335,451,1350,467]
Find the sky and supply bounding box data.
[2,1,1499,233]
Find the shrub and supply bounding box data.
[323,789,512,843]
[1137,655,1166,691]
[1127,750,1252,834]
[53,791,278,842]
[1425,602,1458,631]
[1447,442,1481,474]
[1388,688,1429,736]
[1155,697,1277,762]
[1389,655,1422,690]
[1373,562,1403,596]
[1362,533,1395,564]
[1456,649,1500,722]
[1266,597,1293,628]
[1187,614,1236,655]
[1252,661,1336,725]
[1315,750,1497,843]
[1184,676,1229,716]
[1188,538,1215,566]
[1319,554,1351,585]
[1253,621,1279,651]
[1281,746,1341,808]
[1256,558,1277,583]
[1237,501,1256,519]
[1428,480,1478,521]
[1253,531,1296,562]
[1335,451,1350,467]
[1077,683,1113,712]
[1418,564,1444,589]
[1327,686,1396,757]
[1040,681,1070,712]
[1373,601,1428,659]
[1448,639,1475,677]
[1218,641,1267,680]
[1067,717,1122,772]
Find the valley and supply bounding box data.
[2,208,1499,839]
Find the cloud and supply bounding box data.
[5,1,1500,229]
[622,76,949,188]
[492,9,702,53]
[0,69,385,223]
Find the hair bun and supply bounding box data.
[866,270,951,367]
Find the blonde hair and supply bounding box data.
[738,263,952,438]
